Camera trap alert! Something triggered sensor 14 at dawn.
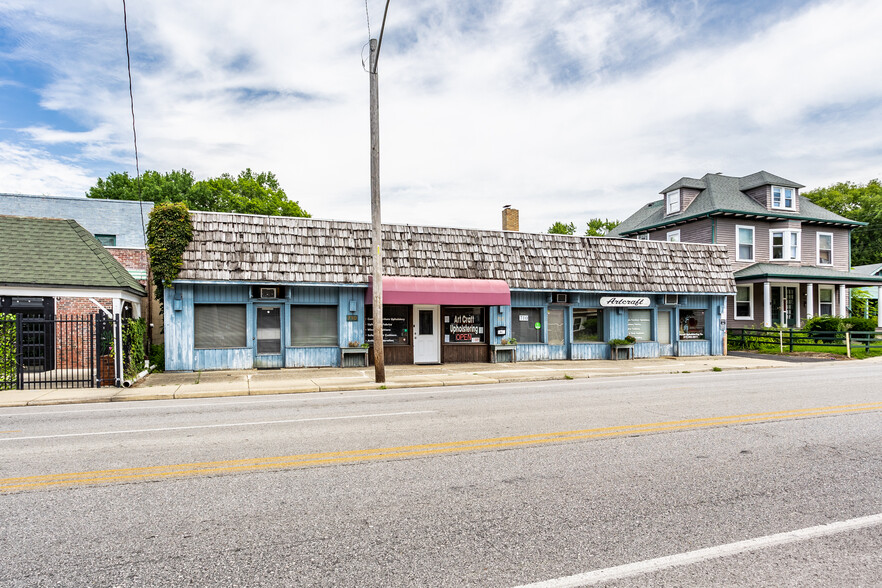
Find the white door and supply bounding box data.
[413,305,440,363]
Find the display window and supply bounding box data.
[443,307,485,344]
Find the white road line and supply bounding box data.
[513,512,882,588]
[0,410,434,442]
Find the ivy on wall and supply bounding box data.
[1,313,16,391]
[123,317,147,380]
[146,202,194,311]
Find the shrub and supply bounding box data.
[1,313,15,391]
[149,343,165,372]
[843,317,877,332]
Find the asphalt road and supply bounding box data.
[1,361,881,587]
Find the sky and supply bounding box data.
[1,0,881,234]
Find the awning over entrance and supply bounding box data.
[366,277,511,306]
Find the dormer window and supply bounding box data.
[666,190,681,215]
[772,186,795,210]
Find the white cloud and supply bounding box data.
[1,0,881,232]
[0,142,96,196]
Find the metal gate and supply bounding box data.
[0,313,122,390]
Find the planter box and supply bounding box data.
[610,344,634,360]
[340,347,369,368]
[490,345,517,363]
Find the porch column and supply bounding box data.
[878,286,882,329]
[839,285,847,317]
[806,283,814,321]
[763,282,772,327]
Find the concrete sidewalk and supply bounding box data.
[0,354,842,408]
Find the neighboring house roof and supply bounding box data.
[0,215,146,294]
[610,171,863,237]
[852,263,882,276]
[733,263,882,285]
[179,211,736,294]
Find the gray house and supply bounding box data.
[610,171,882,329]
[162,211,735,371]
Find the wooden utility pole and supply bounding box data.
[369,37,385,383]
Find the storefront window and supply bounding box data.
[573,309,603,342]
[627,310,652,342]
[291,305,338,347]
[443,307,485,344]
[365,305,410,345]
[512,307,542,343]
[679,309,705,340]
[194,304,247,348]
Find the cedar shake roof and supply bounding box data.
[179,211,736,294]
[0,215,146,294]
[611,171,862,237]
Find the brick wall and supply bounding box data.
[52,297,111,370]
[108,248,148,271]
[56,297,111,317]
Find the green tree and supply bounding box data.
[802,179,882,266]
[585,218,620,236]
[548,221,576,235]
[87,168,310,217]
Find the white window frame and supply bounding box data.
[734,285,753,320]
[816,232,834,266]
[818,286,834,316]
[771,186,796,210]
[666,190,681,215]
[769,229,801,261]
[667,229,681,243]
[735,225,755,262]
[636,233,650,241]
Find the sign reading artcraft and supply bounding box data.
[600,296,651,308]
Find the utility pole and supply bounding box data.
[368,0,390,383]
[369,37,385,383]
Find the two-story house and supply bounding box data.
[609,171,882,329]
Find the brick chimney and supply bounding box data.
[502,205,519,231]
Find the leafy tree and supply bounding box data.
[87,168,310,218]
[548,221,576,235]
[585,218,620,237]
[802,179,882,266]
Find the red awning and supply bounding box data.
[365,277,511,306]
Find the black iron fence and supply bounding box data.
[0,313,124,391]
[729,328,882,354]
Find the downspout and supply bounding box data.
[710,215,716,244]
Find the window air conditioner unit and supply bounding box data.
[555,293,569,304]
[664,294,679,305]
[260,287,278,299]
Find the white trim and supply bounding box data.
[666,229,681,243]
[806,283,814,320]
[769,228,801,261]
[734,285,753,320]
[816,232,834,266]
[735,225,755,262]
[665,190,681,215]
[771,186,796,210]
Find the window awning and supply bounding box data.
[365,277,511,306]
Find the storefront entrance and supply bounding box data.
[413,305,440,364]
[254,305,284,368]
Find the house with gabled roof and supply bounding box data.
[162,210,735,371]
[609,171,882,329]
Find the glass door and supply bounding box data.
[254,305,283,368]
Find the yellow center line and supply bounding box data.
[0,430,22,434]
[2,401,881,491]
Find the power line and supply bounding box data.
[122,0,145,237]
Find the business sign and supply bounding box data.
[600,296,651,308]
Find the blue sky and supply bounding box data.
[1,0,881,232]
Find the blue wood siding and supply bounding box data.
[516,344,549,362]
[194,349,253,370]
[338,288,365,348]
[489,305,511,345]
[633,341,660,358]
[286,347,340,367]
[678,340,711,356]
[289,286,338,304]
[164,285,195,371]
[194,284,249,302]
[571,343,611,360]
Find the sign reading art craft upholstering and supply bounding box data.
[600,297,651,308]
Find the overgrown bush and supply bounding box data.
[843,317,878,332]
[146,202,193,312]
[1,313,15,391]
[122,318,147,380]
[149,344,165,372]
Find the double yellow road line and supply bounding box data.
[3,401,881,492]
